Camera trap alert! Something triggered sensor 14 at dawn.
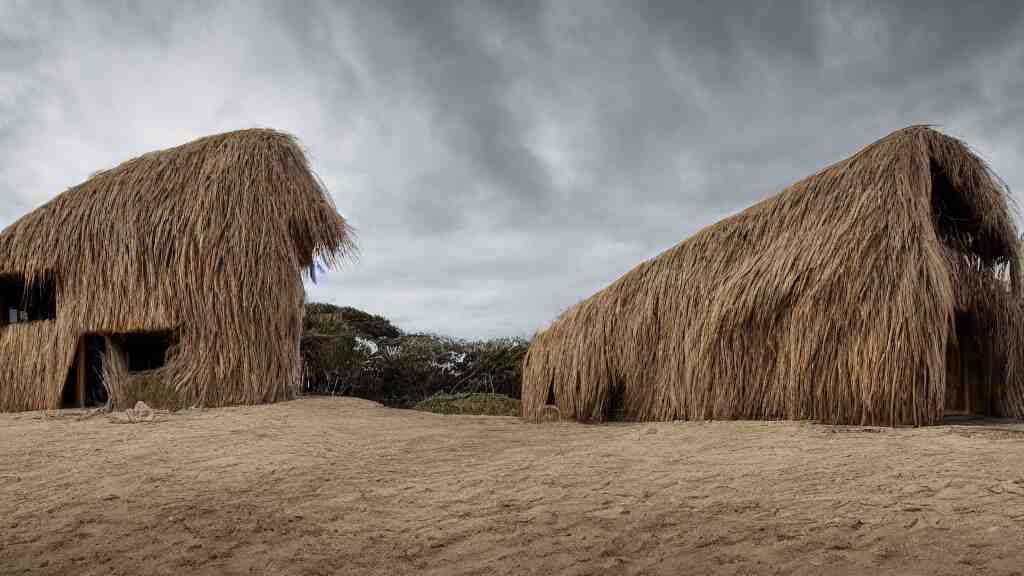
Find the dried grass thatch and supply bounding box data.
[0,129,352,411]
[522,126,1023,426]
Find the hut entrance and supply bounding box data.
[944,312,992,417]
[605,383,626,421]
[62,335,108,408]
[930,159,999,418]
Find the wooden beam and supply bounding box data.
[76,338,86,409]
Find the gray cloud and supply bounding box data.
[2,0,1023,338]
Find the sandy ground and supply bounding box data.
[3,398,1024,575]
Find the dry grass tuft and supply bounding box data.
[523,126,1023,426]
[414,393,522,416]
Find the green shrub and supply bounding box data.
[301,322,369,396]
[303,303,401,339]
[455,337,529,398]
[301,302,530,407]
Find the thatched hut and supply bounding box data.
[522,126,1023,426]
[0,129,352,411]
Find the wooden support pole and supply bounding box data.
[982,338,993,416]
[76,338,86,409]
[962,342,972,416]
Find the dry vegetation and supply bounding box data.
[3,398,1024,575]
[524,126,1024,426]
[413,392,521,415]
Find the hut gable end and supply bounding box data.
[522,126,1022,426]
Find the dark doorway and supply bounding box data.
[945,313,991,416]
[605,383,626,421]
[62,336,108,408]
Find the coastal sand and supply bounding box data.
[3,397,1024,575]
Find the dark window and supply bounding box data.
[931,161,975,246]
[0,274,56,326]
[930,160,1006,261]
[113,331,175,372]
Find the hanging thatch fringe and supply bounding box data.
[0,128,353,411]
[522,126,1023,426]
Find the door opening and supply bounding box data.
[605,383,626,421]
[944,312,991,417]
[61,336,108,408]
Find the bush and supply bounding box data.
[301,303,530,407]
[355,333,463,406]
[454,337,529,398]
[301,324,369,397]
[303,303,401,339]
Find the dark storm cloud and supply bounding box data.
[2,1,1023,337]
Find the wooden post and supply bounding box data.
[76,338,86,409]
[982,338,992,417]
[962,342,972,416]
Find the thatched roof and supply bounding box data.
[0,128,351,285]
[0,129,353,411]
[522,126,1022,426]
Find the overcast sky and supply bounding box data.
[2,1,1022,339]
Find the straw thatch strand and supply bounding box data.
[522,126,1023,425]
[0,129,353,411]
